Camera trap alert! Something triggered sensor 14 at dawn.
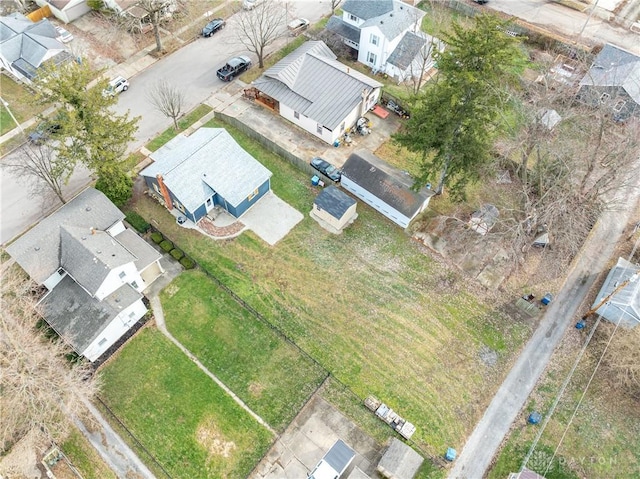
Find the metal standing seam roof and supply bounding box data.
[140,128,272,212]
[324,439,356,472]
[40,275,142,355]
[60,226,137,295]
[592,257,640,328]
[580,44,640,105]
[253,41,382,130]
[314,185,356,220]
[6,188,125,284]
[341,150,434,218]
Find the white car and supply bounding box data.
[103,76,129,96]
[242,0,263,10]
[55,25,74,43]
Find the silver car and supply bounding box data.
[103,76,129,96]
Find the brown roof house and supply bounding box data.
[6,188,163,362]
[311,185,358,233]
[340,150,434,229]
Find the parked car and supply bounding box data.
[473,0,488,4]
[242,0,263,9]
[103,76,129,96]
[310,157,341,182]
[216,56,252,82]
[55,25,73,43]
[202,18,225,37]
[28,121,62,145]
[287,18,309,36]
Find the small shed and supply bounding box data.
[309,439,356,479]
[538,108,562,130]
[376,438,424,479]
[469,204,499,235]
[311,185,357,233]
[591,257,640,328]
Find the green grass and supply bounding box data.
[99,327,273,479]
[161,270,328,432]
[61,428,117,479]
[0,74,48,136]
[130,116,531,457]
[145,104,213,152]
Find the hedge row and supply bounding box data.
[150,230,195,269]
[125,211,151,234]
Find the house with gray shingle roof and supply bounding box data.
[340,150,434,229]
[0,12,73,81]
[311,185,357,233]
[577,44,640,122]
[326,0,441,82]
[140,128,272,222]
[6,188,163,361]
[33,0,92,23]
[252,41,382,145]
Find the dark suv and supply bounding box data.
[202,18,225,37]
[28,121,62,145]
[310,157,341,182]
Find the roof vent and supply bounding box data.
[34,246,40,251]
[86,206,91,211]
[380,20,384,24]
[81,236,87,240]
[96,250,102,254]
[390,13,393,16]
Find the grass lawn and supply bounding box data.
[130,116,532,457]
[99,327,273,479]
[145,104,213,152]
[161,269,328,432]
[61,428,117,479]
[488,329,640,479]
[0,75,48,136]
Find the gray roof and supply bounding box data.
[140,128,272,212]
[314,185,356,219]
[592,257,640,328]
[324,439,356,472]
[386,31,427,70]
[377,438,424,479]
[115,228,161,272]
[40,275,142,355]
[580,44,640,105]
[0,13,68,79]
[341,150,434,218]
[253,41,382,130]
[359,0,424,41]
[60,226,136,295]
[342,0,394,20]
[6,188,125,284]
[326,16,361,44]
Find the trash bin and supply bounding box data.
[445,447,457,462]
[541,293,553,305]
[528,412,542,424]
[311,175,320,186]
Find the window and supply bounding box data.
[98,338,107,347]
[174,200,185,213]
[131,281,139,290]
[340,122,345,133]
[206,198,212,207]
[600,92,610,103]
[370,34,379,46]
[317,124,323,134]
[153,182,161,194]
[128,311,136,319]
[613,100,626,112]
[348,13,357,21]
[367,52,377,65]
[248,188,259,201]
[294,111,300,119]
[119,271,126,279]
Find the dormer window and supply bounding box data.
[613,100,626,112]
[348,13,357,22]
[119,271,126,279]
[600,92,610,103]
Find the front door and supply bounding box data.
[206,197,214,212]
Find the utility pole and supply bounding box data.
[576,270,639,328]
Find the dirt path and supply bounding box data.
[449,181,640,478]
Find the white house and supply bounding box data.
[340,150,434,229]
[0,13,73,82]
[6,188,164,361]
[326,0,441,82]
[33,0,92,23]
[252,41,382,145]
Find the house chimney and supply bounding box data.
[156,174,174,210]
[90,227,96,235]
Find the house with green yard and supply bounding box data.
[140,128,273,223]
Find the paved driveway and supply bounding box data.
[241,191,303,246]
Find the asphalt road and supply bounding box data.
[448,178,640,477]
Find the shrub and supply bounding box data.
[159,240,173,252]
[170,248,184,260]
[125,212,150,233]
[94,168,133,207]
[150,232,163,244]
[180,256,195,269]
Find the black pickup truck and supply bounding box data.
[216,56,252,82]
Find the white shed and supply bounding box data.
[340,150,434,229]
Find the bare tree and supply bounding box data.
[147,79,185,130]
[136,0,173,53]
[405,34,442,94]
[598,322,640,398]
[0,265,99,475]
[235,0,287,69]
[330,0,342,15]
[4,143,74,205]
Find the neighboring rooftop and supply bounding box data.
[386,32,428,70]
[580,43,640,105]
[592,257,640,328]
[314,185,356,220]
[376,438,424,479]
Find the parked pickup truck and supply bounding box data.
[216,56,252,82]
